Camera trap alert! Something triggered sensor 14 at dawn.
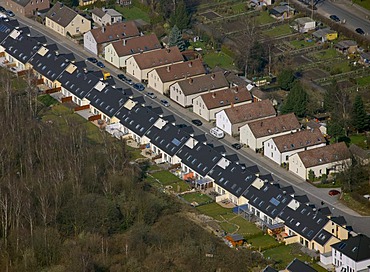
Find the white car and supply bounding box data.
[210,127,224,139]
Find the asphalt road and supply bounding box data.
[11,14,370,236]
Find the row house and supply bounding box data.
[240,113,300,151]
[4,0,50,17]
[193,86,252,121]
[126,46,183,82]
[148,59,206,95]
[84,21,139,56]
[216,99,276,136]
[104,33,161,69]
[263,128,326,165]
[170,71,229,108]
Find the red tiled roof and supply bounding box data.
[90,21,139,44]
[132,46,183,69]
[224,100,276,124]
[154,59,206,83]
[200,87,252,110]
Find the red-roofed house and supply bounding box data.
[193,87,252,121]
[263,129,326,165]
[83,21,139,56]
[216,100,276,136]
[239,113,300,151]
[147,59,206,95]
[126,46,183,82]
[288,142,352,180]
[104,34,161,68]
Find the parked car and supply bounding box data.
[231,143,242,150]
[5,10,14,17]
[133,83,145,91]
[125,78,133,85]
[328,189,340,196]
[176,124,187,128]
[191,119,202,126]
[146,92,156,99]
[117,74,127,81]
[160,99,170,107]
[87,57,97,63]
[96,61,105,68]
[0,6,6,12]
[356,28,365,35]
[210,127,224,139]
[329,15,340,22]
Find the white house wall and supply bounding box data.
[104,43,120,68]
[216,110,232,135]
[83,31,98,55]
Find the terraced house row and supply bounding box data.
[0,17,368,272]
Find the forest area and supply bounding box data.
[0,69,268,271]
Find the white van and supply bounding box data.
[210,127,224,139]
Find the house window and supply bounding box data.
[76,27,80,32]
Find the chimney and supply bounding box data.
[167,66,170,72]
[123,39,126,46]
[212,92,216,98]
[188,61,193,67]
[211,73,215,80]
[101,26,105,33]
[189,78,193,84]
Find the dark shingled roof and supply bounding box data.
[331,234,370,262]
[263,266,278,272]
[313,229,333,246]
[286,258,317,272]
[0,19,18,43]
[2,32,41,64]
[46,2,78,27]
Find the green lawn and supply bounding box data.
[263,244,313,270]
[263,24,292,37]
[151,171,182,186]
[126,145,145,160]
[354,0,370,10]
[290,39,315,49]
[182,192,212,205]
[38,94,58,107]
[350,134,368,149]
[248,234,280,250]
[229,216,263,237]
[330,61,352,74]
[357,75,370,86]
[203,52,235,70]
[312,48,339,60]
[256,11,276,24]
[231,2,246,13]
[196,202,232,218]
[115,5,150,23]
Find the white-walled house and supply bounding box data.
[84,21,139,56]
[216,100,276,136]
[147,59,206,95]
[193,87,252,121]
[331,234,370,272]
[289,142,352,180]
[91,7,122,27]
[264,129,326,165]
[292,17,316,33]
[126,46,183,82]
[104,34,161,69]
[240,113,300,151]
[169,72,229,107]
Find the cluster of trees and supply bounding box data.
[0,69,268,271]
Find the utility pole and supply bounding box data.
[311,0,314,19]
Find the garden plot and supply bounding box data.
[200,11,222,20]
[302,68,330,81]
[292,55,312,66]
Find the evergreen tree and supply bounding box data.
[168,25,186,51]
[327,121,345,142]
[169,0,190,30]
[352,94,368,132]
[278,69,295,90]
[281,82,308,117]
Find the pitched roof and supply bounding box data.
[272,129,325,153]
[0,19,18,43]
[131,46,183,69]
[244,182,293,219]
[208,163,256,197]
[312,28,336,38]
[286,258,317,272]
[200,87,252,110]
[246,113,300,138]
[91,7,105,18]
[331,216,347,226]
[10,0,32,7]
[2,32,41,64]
[90,21,139,44]
[177,142,223,177]
[111,33,161,57]
[296,142,351,168]
[336,40,357,48]
[116,105,159,137]
[313,229,333,246]
[223,100,276,124]
[30,47,74,82]
[349,144,370,160]
[295,17,315,24]
[175,71,229,96]
[154,59,206,83]
[331,234,370,262]
[278,203,328,241]
[263,266,278,272]
[46,2,78,27]
[145,123,191,156]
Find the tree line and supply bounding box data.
[0,69,268,271]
